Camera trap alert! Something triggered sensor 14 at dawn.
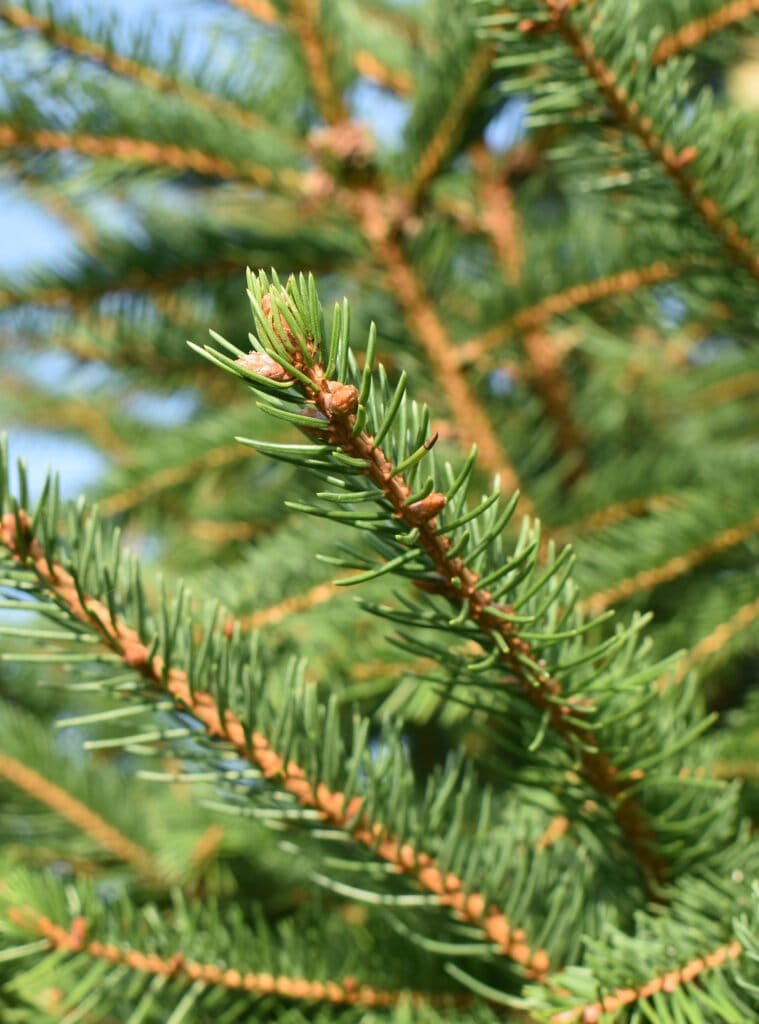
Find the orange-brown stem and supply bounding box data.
[99,444,249,517]
[0,125,302,191]
[653,0,759,63]
[284,343,666,891]
[288,0,347,125]
[237,575,358,631]
[0,4,265,132]
[0,753,163,886]
[542,2,759,282]
[552,494,680,543]
[0,511,549,977]
[8,907,451,1009]
[583,512,759,615]
[550,938,743,1023]
[352,188,525,501]
[522,330,586,482]
[408,44,494,202]
[461,261,679,365]
[662,594,759,689]
[470,143,524,284]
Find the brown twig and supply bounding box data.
[0,124,300,190]
[0,753,163,886]
[552,494,681,544]
[8,907,454,1009]
[460,261,679,365]
[522,329,586,482]
[99,444,249,517]
[0,4,265,132]
[470,143,524,284]
[653,0,759,63]
[540,2,759,282]
[236,576,357,631]
[583,512,759,615]
[227,0,278,23]
[408,44,494,203]
[0,510,550,977]
[550,938,743,1023]
[288,0,347,125]
[352,188,525,500]
[661,595,759,690]
[243,311,667,891]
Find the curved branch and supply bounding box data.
[653,0,759,64]
[0,753,163,886]
[0,4,265,132]
[583,512,759,615]
[541,1,759,282]
[8,907,449,1010]
[0,510,550,978]
[550,938,743,1024]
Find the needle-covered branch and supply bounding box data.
[193,271,746,896]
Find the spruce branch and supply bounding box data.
[0,497,552,977]
[532,0,759,282]
[0,745,163,888]
[0,124,302,190]
[288,0,348,125]
[0,2,266,132]
[407,43,494,203]
[548,937,744,1023]
[195,270,711,893]
[653,0,759,64]
[582,511,759,615]
[351,188,525,502]
[6,905,431,1012]
[460,260,681,365]
[662,594,759,689]
[99,443,248,518]
[470,143,524,285]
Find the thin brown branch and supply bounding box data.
[408,44,494,202]
[0,124,296,189]
[8,907,447,1009]
[460,260,679,365]
[695,370,759,407]
[0,752,163,886]
[229,0,416,95]
[186,519,262,544]
[550,938,743,1023]
[288,0,348,124]
[0,4,265,131]
[236,575,357,631]
[583,512,759,615]
[189,824,225,868]
[653,0,759,63]
[522,329,586,483]
[663,595,759,689]
[352,188,525,500]
[552,494,681,544]
[353,49,414,95]
[470,143,524,284]
[541,2,759,282]
[227,0,279,24]
[0,257,244,313]
[99,444,249,517]
[255,317,667,891]
[714,757,759,779]
[0,510,550,977]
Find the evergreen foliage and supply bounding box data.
[0,1,757,1021]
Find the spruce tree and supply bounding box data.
[0,1,758,1021]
